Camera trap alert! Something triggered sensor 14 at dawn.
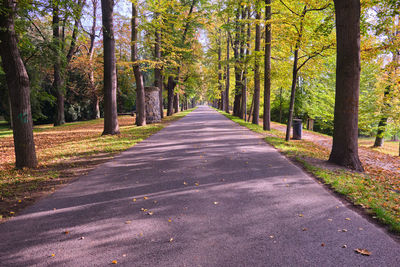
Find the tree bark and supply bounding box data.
[252,3,261,125]
[174,93,179,113]
[243,7,251,121]
[89,0,100,119]
[263,0,272,130]
[224,27,230,113]
[132,2,146,126]
[329,0,363,171]
[218,30,223,110]
[52,2,65,126]
[0,0,38,168]
[233,7,242,117]
[154,13,163,119]
[239,7,246,119]
[167,76,175,116]
[101,0,120,135]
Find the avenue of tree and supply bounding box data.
[0,0,399,172]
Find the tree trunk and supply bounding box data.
[224,28,230,113]
[154,13,163,119]
[132,2,146,126]
[174,93,179,113]
[89,0,99,119]
[329,0,363,171]
[167,76,175,116]
[374,117,387,147]
[218,30,223,110]
[52,3,65,126]
[252,4,261,125]
[244,7,251,121]
[233,7,242,117]
[263,0,272,130]
[0,0,38,168]
[285,7,306,141]
[101,0,120,135]
[248,95,254,122]
[8,94,13,129]
[239,7,246,119]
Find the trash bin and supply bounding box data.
[292,119,302,140]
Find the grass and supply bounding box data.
[0,109,195,220]
[359,137,400,157]
[217,109,400,234]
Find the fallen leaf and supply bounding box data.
[9,211,14,215]
[18,200,22,203]
[302,228,307,231]
[79,237,85,240]
[64,230,69,234]
[342,229,348,232]
[133,198,137,202]
[168,218,172,223]
[153,200,158,204]
[143,197,148,200]
[123,254,127,257]
[169,237,174,242]
[195,182,199,186]
[328,218,333,222]
[298,214,304,217]
[51,254,55,257]
[141,208,148,212]
[220,179,225,182]
[147,211,154,216]
[342,245,347,248]
[139,233,143,237]
[125,221,132,224]
[355,248,372,256]
[213,202,219,205]
[321,243,325,247]
[112,260,118,264]
[269,235,274,239]
[359,227,364,231]
[183,181,188,185]
[345,218,351,221]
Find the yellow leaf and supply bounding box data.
[112,260,118,264]
[18,200,22,203]
[143,197,148,200]
[345,218,351,221]
[355,248,372,256]
[195,182,199,186]
[51,254,55,257]
[168,218,172,223]
[183,181,188,185]
[147,211,154,216]
[9,211,14,215]
[125,221,132,224]
[133,198,137,202]
[298,214,304,217]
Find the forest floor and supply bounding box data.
[219,111,400,233]
[0,109,194,221]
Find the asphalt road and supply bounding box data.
[1,106,399,266]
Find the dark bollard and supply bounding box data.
[292,119,302,140]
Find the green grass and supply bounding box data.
[217,109,400,233]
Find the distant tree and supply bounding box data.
[263,0,272,130]
[252,0,261,125]
[0,0,38,168]
[132,2,146,126]
[329,0,363,171]
[101,0,120,135]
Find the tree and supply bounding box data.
[0,0,38,168]
[101,0,120,135]
[132,1,146,126]
[263,0,271,130]
[328,0,363,171]
[252,0,261,125]
[225,28,230,113]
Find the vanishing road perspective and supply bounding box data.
[1,106,399,266]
